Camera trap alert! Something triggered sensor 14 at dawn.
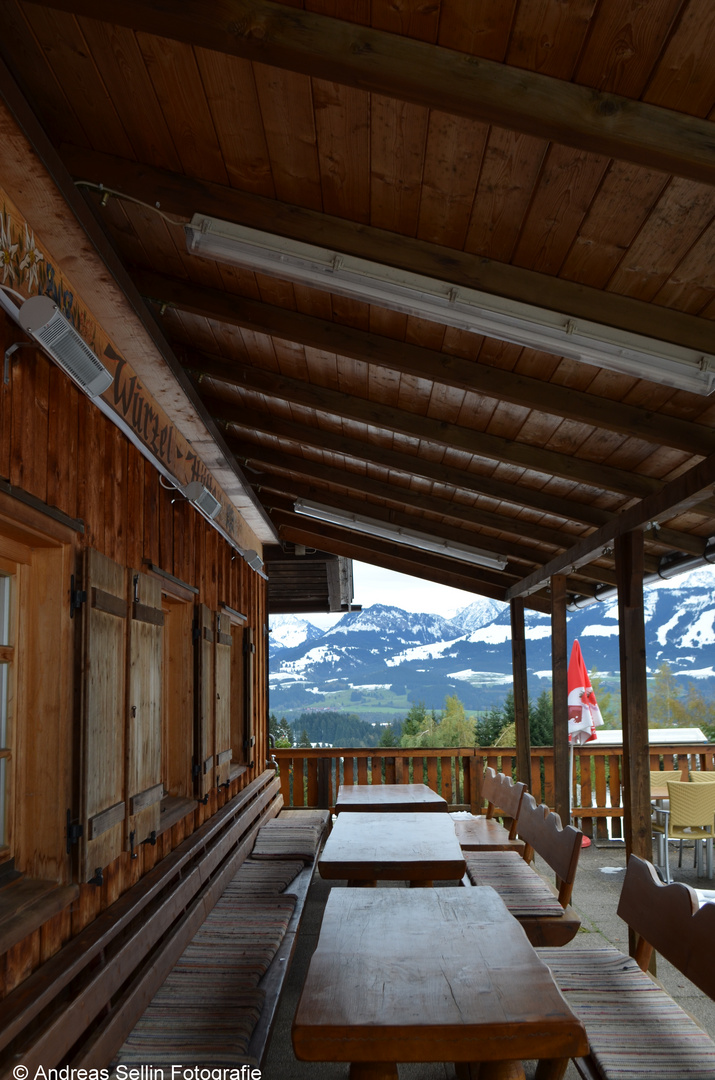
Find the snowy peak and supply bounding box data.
[325,603,461,644]
[269,615,325,651]
[452,597,506,632]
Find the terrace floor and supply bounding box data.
[265,838,715,1079]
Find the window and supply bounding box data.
[0,567,16,858]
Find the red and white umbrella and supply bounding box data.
[567,639,604,845]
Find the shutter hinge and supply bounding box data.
[88,867,103,887]
[69,576,87,619]
[66,810,83,854]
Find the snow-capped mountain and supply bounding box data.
[269,567,715,719]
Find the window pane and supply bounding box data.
[0,758,6,847]
[0,663,7,748]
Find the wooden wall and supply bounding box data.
[0,309,269,995]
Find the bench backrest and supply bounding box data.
[517,792,583,905]
[617,854,715,999]
[481,768,526,838]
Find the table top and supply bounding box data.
[292,887,588,1065]
[319,811,466,882]
[335,782,448,812]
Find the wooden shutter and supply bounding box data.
[214,612,232,787]
[79,549,127,882]
[244,626,255,768]
[194,604,214,799]
[126,571,164,847]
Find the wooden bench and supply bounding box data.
[0,770,287,1074]
[464,792,582,946]
[453,767,526,854]
[112,805,331,1069]
[539,854,715,1080]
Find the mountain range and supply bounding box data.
[269,566,715,724]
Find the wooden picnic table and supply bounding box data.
[335,782,448,813]
[292,886,588,1080]
[319,811,466,886]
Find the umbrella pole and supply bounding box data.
[569,742,574,827]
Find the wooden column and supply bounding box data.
[510,598,531,788]
[551,575,569,824]
[616,531,651,865]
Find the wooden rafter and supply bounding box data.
[41,0,715,186]
[507,450,715,598]
[136,269,715,458]
[185,351,664,499]
[64,148,715,356]
[269,509,553,612]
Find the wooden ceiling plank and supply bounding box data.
[35,0,715,184]
[20,4,135,157]
[507,448,715,598]
[513,144,610,276]
[436,0,515,63]
[134,32,230,186]
[0,0,91,148]
[313,79,370,223]
[369,95,429,236]
[185,349,666,499]
[251,64,322,211]
[559,160,669,289]
[133,268,715,456]
[506,0,597,80]
[644,0,715,117]
[415,110,489,249]
[78,18,183,171]
[65,147,715,355]
[194,49,276,197]
[606,177,715,303]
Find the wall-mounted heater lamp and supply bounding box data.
[242,548,264,571]
[182,480,221,520]
[18,295,113,398]
[294,499,508,571]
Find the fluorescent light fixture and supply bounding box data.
[241,548,264,571]
[293,498,508,570]
[18,294,113,398]
[182,480,221,520]
[185,214,715,395]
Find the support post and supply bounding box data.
[551,575,569,825]
[616,531,651,864]
[511,598,531,788]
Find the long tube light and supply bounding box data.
[185,215,715,396]
[293,498,508,570]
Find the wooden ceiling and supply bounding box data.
[3,0,715,610]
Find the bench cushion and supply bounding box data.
[252,819,325,864]
[227,857,305,896]
[539,946,715,1080]
[465,851,565,917]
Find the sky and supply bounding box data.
[309,561,495,629]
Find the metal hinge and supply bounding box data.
[69,575,87,619]
[66,810,83,854]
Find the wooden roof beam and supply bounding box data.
[43,0,715,186]
[269,508,553,613]
[137,270,715,459]
[204,395,614,530]
[65,149,715,357]
[507,450,715,598]
[185,351,663,500]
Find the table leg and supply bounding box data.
[408,879,433,888]
[349,1063,398,1079]
[534,1059,569,1080]
[455,1062,526,1080]
[348,880,378,888]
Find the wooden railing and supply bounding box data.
[274,743,715,838]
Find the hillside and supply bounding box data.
[269,567,715,724]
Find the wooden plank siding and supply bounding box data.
[0,312,268,996]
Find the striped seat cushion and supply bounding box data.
[465,851,564,917]
[113,896,295,1068]
[252,819,324,863]
[224,857,305,896]
[539,946,715,1080]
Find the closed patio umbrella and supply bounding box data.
[568,639,604,846]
